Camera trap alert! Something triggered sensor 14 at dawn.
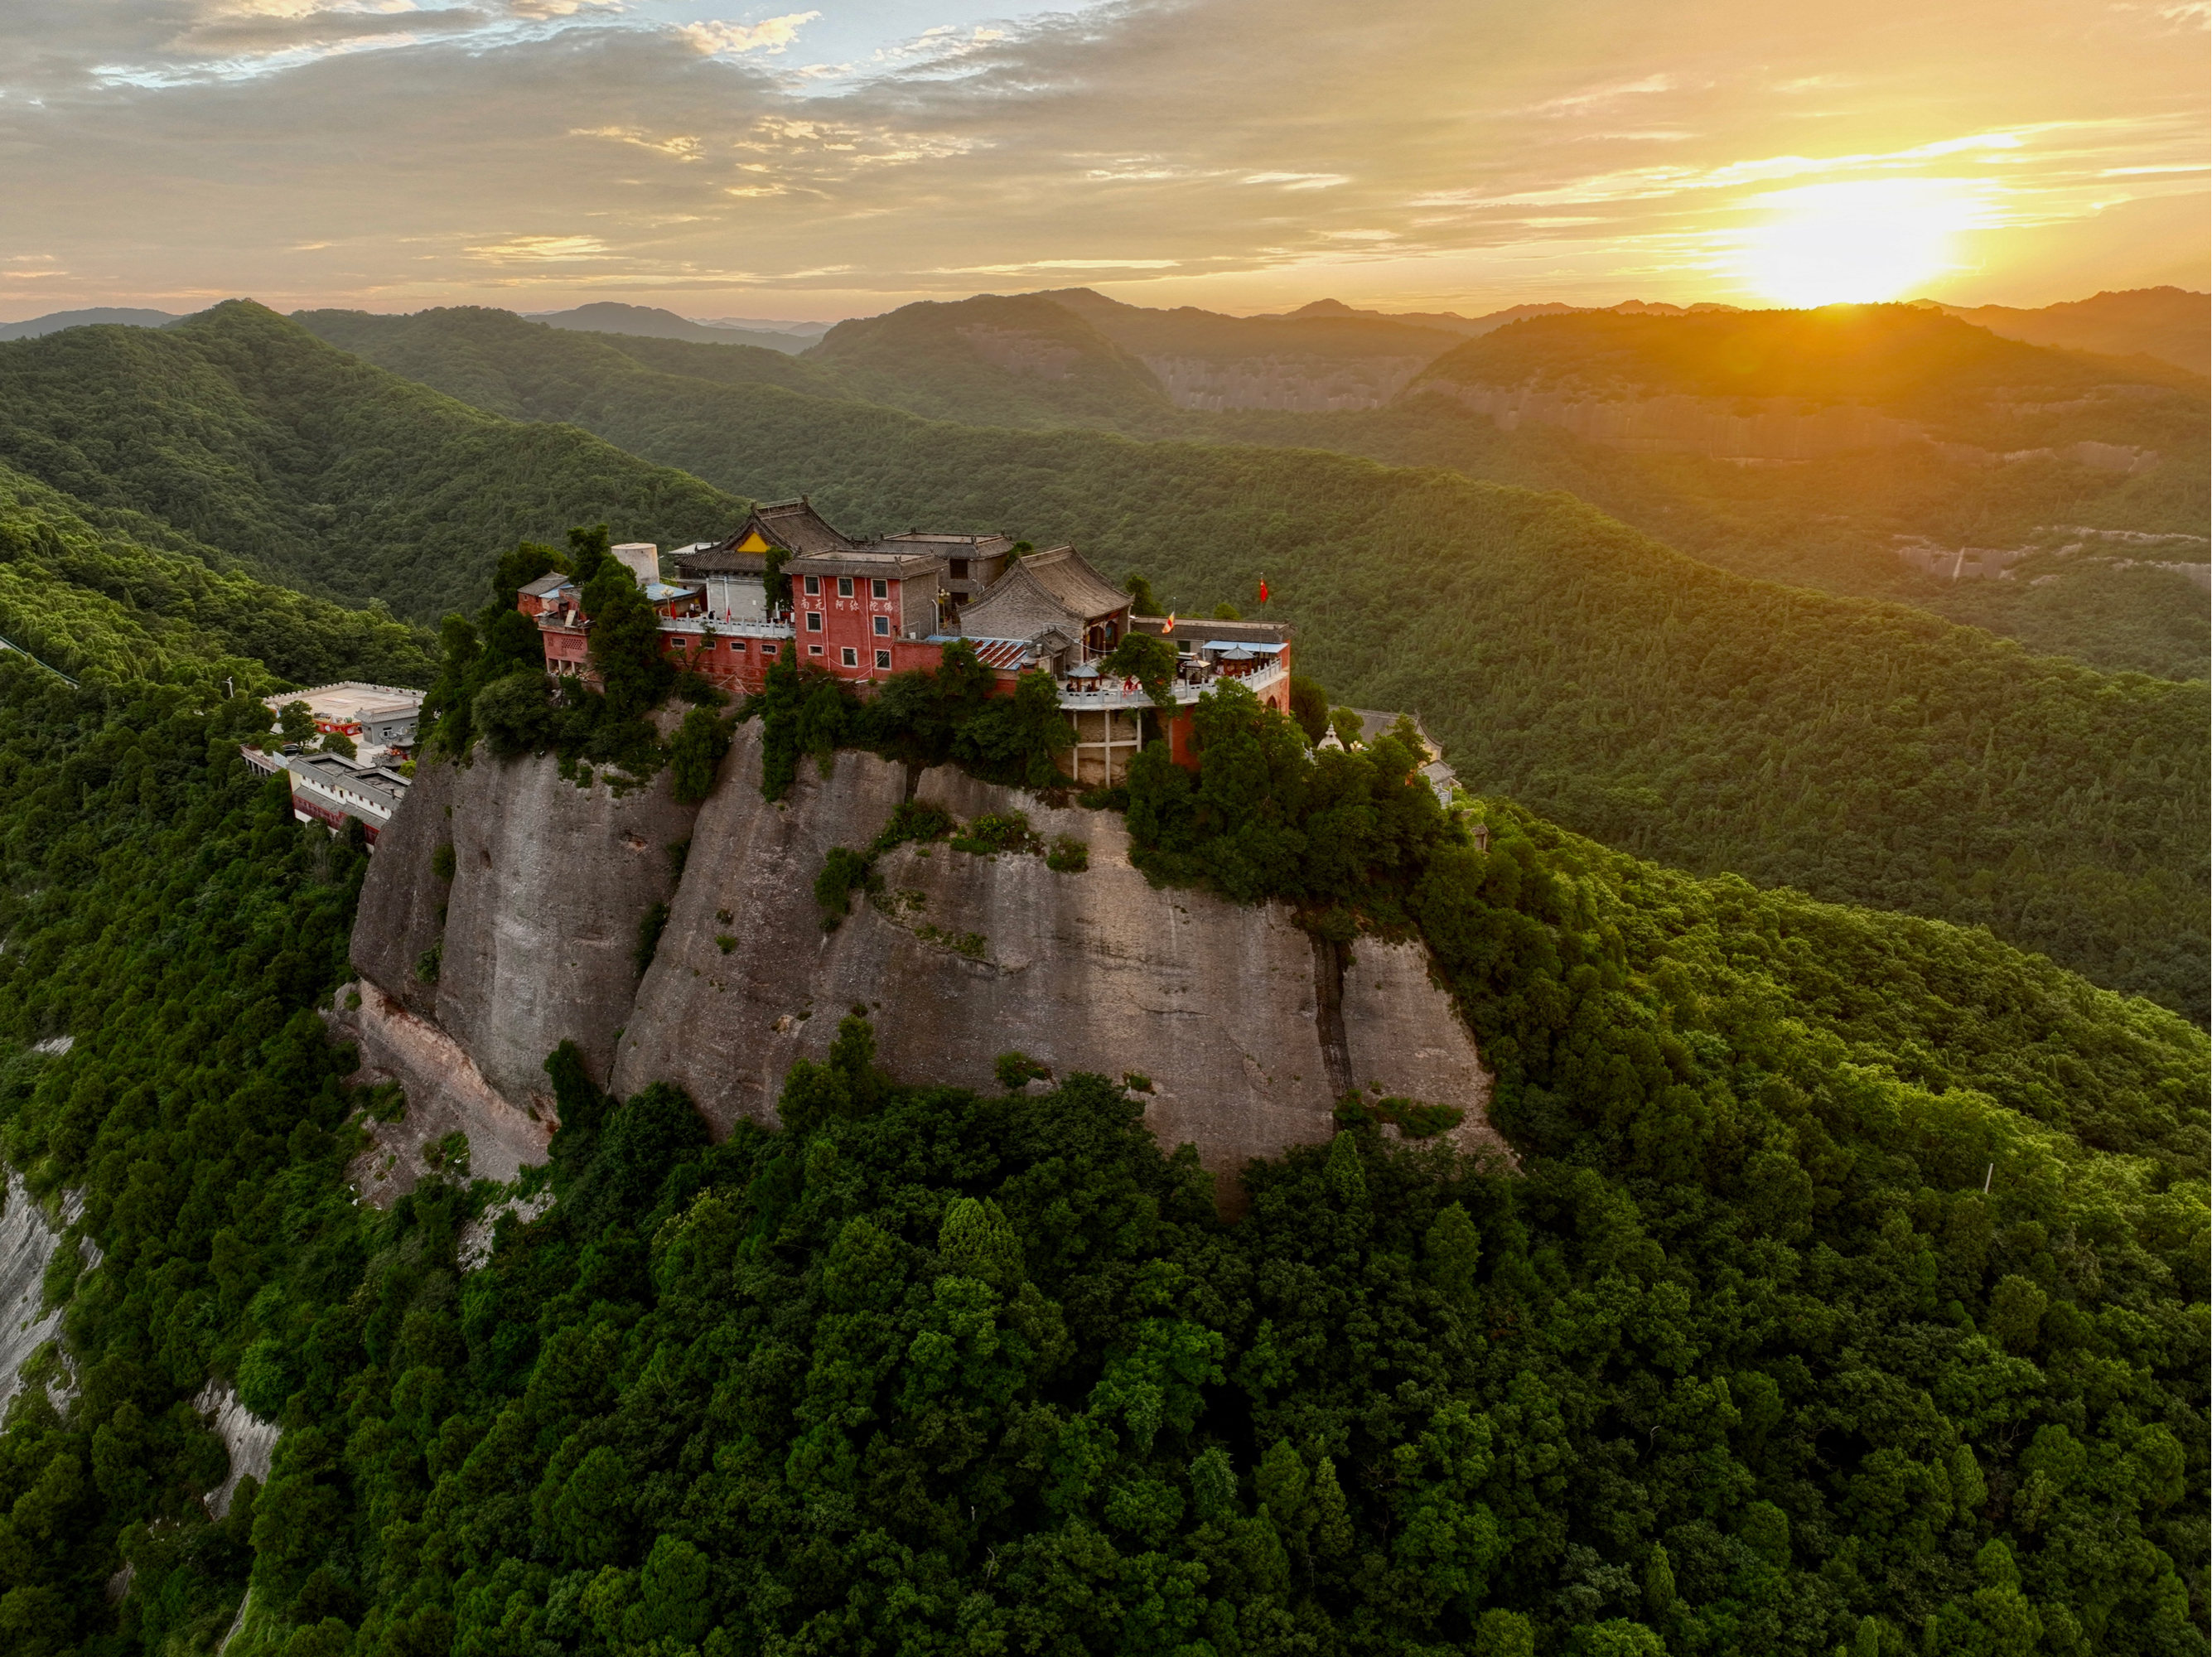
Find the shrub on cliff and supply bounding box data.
[668,705,732,804]
[750,644,1074,801]
[949,669,1075,790]
[474,670,557,756]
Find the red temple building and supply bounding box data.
[527,500,1292,784]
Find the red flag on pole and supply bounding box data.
[1162,612,1176,633]
[1258,578,1270,604]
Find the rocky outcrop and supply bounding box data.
[327,981,555,1199]
[349,727,1504,1210]
[192,1383,280,1519]
[0,1172,68,1413]
[349,749,701,1105]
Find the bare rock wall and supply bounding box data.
[351,724,1502,1209]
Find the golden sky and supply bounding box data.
[2,0,2204,321]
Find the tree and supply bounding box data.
[277,700,316,747]
[1100,632,1180,708]
[583,562,674,722]
[668,706,732,804]
[475,673,555,758]
[494,539,566,603]
[1211,601,1241,621]
[1125,572,1163,616]
[567,523,614,582]
[954,670,1073,790]
[939,1197,1023,1287]
[316,730,357,759]
[1288,674,1331,745]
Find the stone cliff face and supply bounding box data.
[350,750,701,1109]
[347,727,1504,1208]
[0,1173,70,1413]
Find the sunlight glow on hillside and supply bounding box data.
[1741,179,1978,307]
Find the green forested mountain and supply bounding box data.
[301,299,2208,682]
[292,302,2207,1015]
[804,293,1180,429]
[0,599,2201,1655]
[0,458,430,692]
[1409,305,2205,428]
[528,302,812,354]
[1925,287,2208,379]
[1198,397,2210,681]
[0,303,746,622]
[1041,285,1463,374]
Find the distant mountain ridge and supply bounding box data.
[1917,287,2208,377]
[0,307,181,340]
[1406,302,2205,465]
[1264,296,1745,336]
[524,301,813,354]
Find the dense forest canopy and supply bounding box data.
[0,303,746,623]
[1195,399,2207,683]
[0,458,432,693]
[288,305,2209,1017]
[0,586,2202,1653]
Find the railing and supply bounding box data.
[656,616,797,640]
[1057,657,1287,711]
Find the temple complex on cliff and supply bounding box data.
[524,499,1293,785]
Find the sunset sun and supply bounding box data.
[1741,178,1978,307]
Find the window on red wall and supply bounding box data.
[804,574,820,596]
[840,646,858,667]
[874,650,891,669]
[806,611,823,632]
[872,578,888,600]
[837,577,853,598]
[872,615,890,636]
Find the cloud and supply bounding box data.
[0,0,2200,316]
[466,234,616,262]
[677,13,820,56]
[1527,73,1676,116]
[572,125,706,161]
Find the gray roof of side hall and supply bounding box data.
[285,753,410,809]
[1019,546,1129,620]
[882,531,1018,556]
[519,572,572,598]
[957,548,1128,641]
[676,547,769,577]
[785,548,949,582]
